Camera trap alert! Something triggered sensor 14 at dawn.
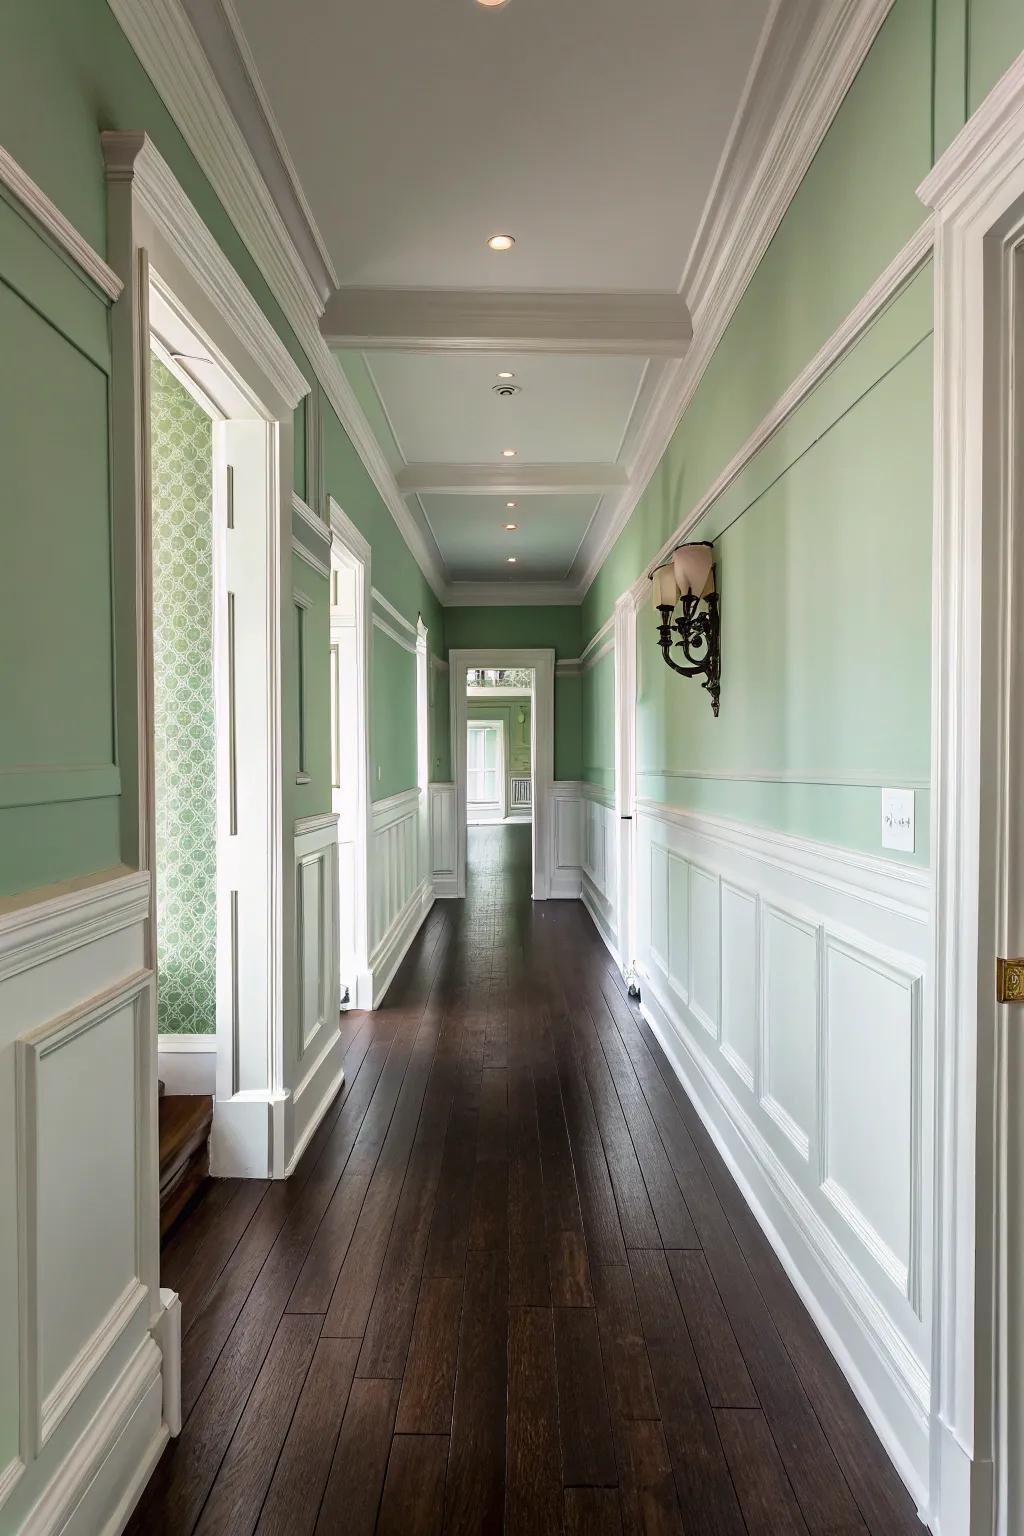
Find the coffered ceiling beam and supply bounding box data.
[321,288,692,355]
[397,463,628,496]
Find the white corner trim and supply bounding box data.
[372,612,417,654]
[0,145,123,300]
[0,869,150,984]
[555,658,583,676]
[573,0,901,597]
[370,588,418,637]
[291,491,330,543]
[102,131,310,409]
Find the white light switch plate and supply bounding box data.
[881,788,915,852]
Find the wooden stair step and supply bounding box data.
[159,1093,213,1239]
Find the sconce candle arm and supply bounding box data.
[655,592,721,717]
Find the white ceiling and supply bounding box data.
[227,0,777,588]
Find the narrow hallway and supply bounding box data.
[134,826,919,1536]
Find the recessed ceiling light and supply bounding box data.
[506,500,516,508]
[477,0,511,7]
[505,522,518,530]
[502,448,517,457]
[507,555,517,563]
[487,233,515,252]
[497,370,515,380]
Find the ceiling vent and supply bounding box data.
[492,382,521,397]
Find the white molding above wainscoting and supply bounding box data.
[615,802,933,1505]
[371,589,417,638]
[371,614,418,654]
[0,869,151,985]
[291,494,331,579]
[0,145,123,300]
[554,658,582,677]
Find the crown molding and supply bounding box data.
[106,0,449,602]
[918,50,1024,212]
[571,0,898,597]
[398,463,628,496]
[0,145,122,301]
[321,287,692,355]
[102,131,310,409]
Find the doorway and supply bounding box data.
[450,647,554,899]
[328,497,372,1009]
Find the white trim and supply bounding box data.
[148,332,223,420]
[581,615,615,663]
[294,811,339,838]
[640,767,930,790]
[186,0,338,300]
[635,801,929,923]
[917,51,1024,1536]
[555,658,582,677]
[0,870,151,985]
[371,788,422,829]
[0,145,123,300]
[328,495,371,565]
[371,613,417,654]
[102,132,308,409]
[158,1035,216,1095]
[367,878,434,1008]
[291,538,330,580]
[320,286,692,354]
[572,1,902,595]
[617,217,935,607]
[396,463,628,497]
[291,492,331,545]
[450,649,555,900]
[105,0,449,601]
[370,588,417,637]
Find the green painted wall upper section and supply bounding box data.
[443,607,581,659]
[581,650,615,794]
[151,358,217,1034]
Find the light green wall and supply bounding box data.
[0,0,444,898]
[577,0,1024,866]
[150,358,216,1034]
[581,650,615,794]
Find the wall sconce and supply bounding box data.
[651,541,721,716]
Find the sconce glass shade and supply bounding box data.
[672,542,715,598]
[652,563,679,609]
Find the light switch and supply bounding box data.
[881,788,915,852]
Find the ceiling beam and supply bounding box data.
[321,288,692,355]
[397,463,628,496]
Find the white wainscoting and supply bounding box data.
[0,868,174,1535]
[580,783,619,961]
[629,802,932,1506]
[429,782,458,899]
[157,1034,216,1095]
[368,789,433,1006]
[549,781,584,899]
[282,814,343,1177]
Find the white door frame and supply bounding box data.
[105,132,308,1181]
[613,588,641,985]
[919,55,1024,1536]
[450,649,555,898]
[329,496,373,1009]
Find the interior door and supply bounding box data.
[467,721,504,822]
[330,559,360,1001]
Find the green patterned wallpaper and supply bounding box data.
[151,356,217,1034]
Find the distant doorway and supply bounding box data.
[466,719,506,823]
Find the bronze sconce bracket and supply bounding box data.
[655,586,721,719]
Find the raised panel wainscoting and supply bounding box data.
[580,783,619,962]
[368,789,433,1007]
[0,869,176,1535]
[630,800,932,1505]
[428,781,457,898]
[549,780,585,899]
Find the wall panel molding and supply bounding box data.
[0,146,122,300]
[368,792,431,1005]
[0,870,151,986]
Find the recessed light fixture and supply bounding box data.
[505,522,518,530]
[506,501,516,508]
[502,448,517,457]
[487,233,515,252]
[477,0,511,8]
[507,555,517,563]
[497,370,515,380]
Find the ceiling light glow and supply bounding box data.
[505,522,518,530]
[487,233,515,252]
[502,449,517,457]
[507,556,517,563]
[497,371,515,379]
[506,500,516,508]
[477,0,511,7]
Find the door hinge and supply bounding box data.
[996,957,1024,1003]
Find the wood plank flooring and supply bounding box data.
[133,823,920,1535]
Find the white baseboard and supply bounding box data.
[209,1087,287,1179]
[638,968,929,1511]
[285,1029,346,1177]
[369,878,434,1007]
[157,1034,216,1095]
[581,871,620,963]
[21,1338,167,1536]
[432,873,460,900]
[549,871,582,899]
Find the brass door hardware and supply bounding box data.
[996,958,1024,1003]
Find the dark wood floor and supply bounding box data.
[133,823,920,1535]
